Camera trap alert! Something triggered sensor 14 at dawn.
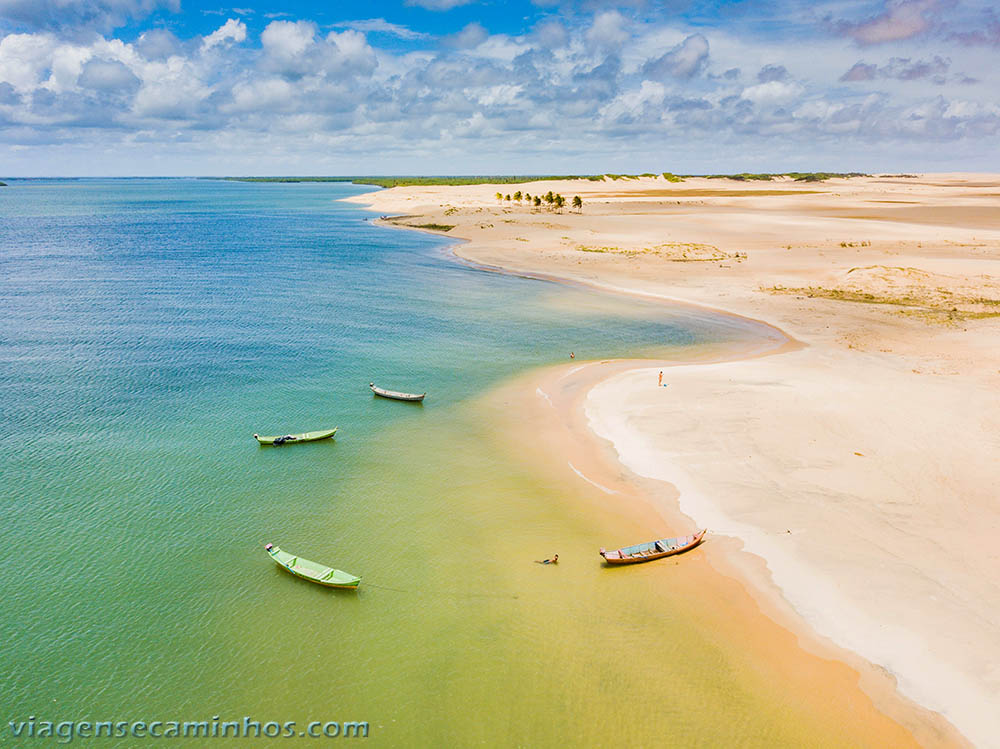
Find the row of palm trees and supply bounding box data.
[496,190,583,212]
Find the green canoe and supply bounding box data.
[264,543,361,589]
[253,428,337,446]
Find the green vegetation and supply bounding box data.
[216,175,594,187]
[576,242,741,262]
[572,195,583,212]
[839,240,871,247]
[217,177,354,183]
[767,284,1000,323]
[407,223,454,232]
[693,172,869,182]
[215,172,869,187]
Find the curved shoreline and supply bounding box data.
[453,246,974,747]
[350,187,986,746]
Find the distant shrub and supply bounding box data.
[410,223,454,232]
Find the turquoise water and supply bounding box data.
[0,179,807,745]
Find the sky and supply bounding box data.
[0,0,997,175]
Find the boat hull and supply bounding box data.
[265,544,360,589]
[370,383,425,402]
[600,530,706,565]
[277,564,360,589]
[254,428,338,445]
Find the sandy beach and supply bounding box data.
[348,174,1000,747]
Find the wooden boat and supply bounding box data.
[253,428,337,446]
[600,529,706,565]
[369,382,425,402]
[264,543,361,589]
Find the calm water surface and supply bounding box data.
[2,180,844,746]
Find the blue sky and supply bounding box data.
[0,0,997,175]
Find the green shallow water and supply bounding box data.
[1,179,874,746]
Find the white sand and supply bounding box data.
[585,351,1000,747]
[349,174,1000,746]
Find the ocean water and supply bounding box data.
[2,179,870,746]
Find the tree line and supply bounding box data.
[496,190,583,212]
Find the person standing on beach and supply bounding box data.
[658,371,663,387]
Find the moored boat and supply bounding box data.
[253,428,337,445]
[369,382,425,402]
[600,529,706,565]
[264,543,361,589]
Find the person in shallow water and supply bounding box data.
[535,554,559,564]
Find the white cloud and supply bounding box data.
[203,18,246,49]
[447,22,488,49]
[261,20,316,61]
[586,11,629,49]
[0,0,178,32]
[741,80,803,105]
[1,6,998,173]
[333,18,428,41]
[642,33,709,79]
[78,58,140,90]
[831,0,937,45]
[228,76,294,112]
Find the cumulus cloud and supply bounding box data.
[532,18,568,49]
[78,57,140,90]
[446,22,488,49]
[841,61,877,81]
[134,28,183,60]
[829,0,937,45]
[586,11,629,49]
[261,20,316,62]
[840,55,950,82]
[641,33,709,79]
[0,5,997,171]
[0,0,178,33]
[203,18,246,49]
[946,7,1000,46]
[741,80,803,105]
[757,64,788,83]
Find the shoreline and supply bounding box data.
[347,175,1000,746]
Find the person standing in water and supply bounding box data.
[535,554,559,565]
[658,370,663,387]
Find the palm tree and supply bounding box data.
[533,196,541,208]
[495,192,503,204]
[505,194,511,202]
[572,195,583,212]
[513,191,522,203]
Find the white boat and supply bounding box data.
[369,382,426,402]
